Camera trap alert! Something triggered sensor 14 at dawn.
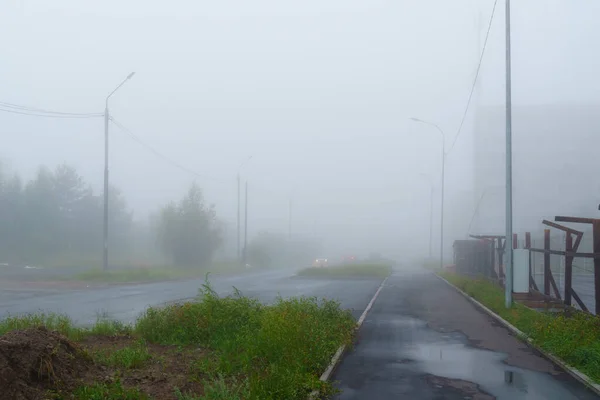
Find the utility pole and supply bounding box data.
[243,181,248,265]
[429,184,434,259]
[440,144,445,270]
[103,107,109,271]
[288,198,292,240]
[504,0,514,308]
[103,72,135,271]
[410,118,445,270]
[236,156,252,264]
[420,173,434,259]
[237,174,240,262]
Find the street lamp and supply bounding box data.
[419,173,434,259]
[410,117,446,271]
[237,156,252,263]
[505,0,514,308]
[103,72,135,271]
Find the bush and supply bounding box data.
[135,282,355,399]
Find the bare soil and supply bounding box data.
[0,328,208,400]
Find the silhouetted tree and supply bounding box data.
[157,183,222,267]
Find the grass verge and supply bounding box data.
[68,261,253,284]
[68,268,198,283]
[297,263,391,279]
[439,271,600,383]
[0,281,356,399]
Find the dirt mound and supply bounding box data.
[0,327,95,400]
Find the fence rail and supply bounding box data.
[457,215,600,315]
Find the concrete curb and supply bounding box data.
[434,272,600,397]
[308,275,389,400]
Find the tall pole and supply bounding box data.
[504,0,513,308]
[103,107,109,271]
[103,71,135,272]
[410,118,445,270]
[429,185,434,258]
[288,198,292,240]
[237,174,240,262]
[243,181,248,265]
[420,173,434,259]
[440,142,446,270]
[236,156,252,264]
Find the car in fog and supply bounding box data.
[312,258,328,267]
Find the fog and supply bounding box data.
[1,0,599,263]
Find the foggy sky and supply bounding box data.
[1,0,599,260]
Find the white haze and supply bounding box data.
[1,0,599,261]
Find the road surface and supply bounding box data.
[2,266,597,399]
[0,268,383,325]
[333,268,598,399]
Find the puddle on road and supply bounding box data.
[403,328,590,400]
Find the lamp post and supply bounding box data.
[103,72,135,271]
[505,0,514,308]
[420,173,434,259]
[410,117,445,271]
[237,156,252,263]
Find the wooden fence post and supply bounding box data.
[565,234,573,306]
[544,229,550,296]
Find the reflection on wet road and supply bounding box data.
[333,269,598,400]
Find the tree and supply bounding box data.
[0,165,24,263]
[157,183,222,267]
[0,161,134,266]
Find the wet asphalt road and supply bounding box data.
[333,268,599,400]
[2,266,598,399]
[0,268,383,325]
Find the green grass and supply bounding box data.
[71,381,149,400]
[175,376,250,400]
[93,339,152,369]
[68,268,200,283]
[439,271,600,383]
[297,263,391,278]
[0,313,132,341]
[1,280,356,399]
[134,282,355,399]
[68,261,254,284]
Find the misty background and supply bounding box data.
[1,0,599,266]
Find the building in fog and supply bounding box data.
[470,104,600,237]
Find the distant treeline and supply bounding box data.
[0,162,321,269]
[0,163,222,268]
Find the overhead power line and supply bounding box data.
[109,116,219,181]
[110,117,292,200]
[0,100,103,119]
[0,106,103,119]
[447,0,498,155]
